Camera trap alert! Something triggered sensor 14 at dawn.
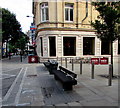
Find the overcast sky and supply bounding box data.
[0,0,33,33]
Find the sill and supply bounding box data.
[41,20,49,23]
[64,21,74,23]
[83,54,95,55]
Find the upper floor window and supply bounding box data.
[65,4,74,22]
[41,3,49,22]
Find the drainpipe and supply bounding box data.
[62,1,64,27]
[76,0,78,28]
[56,0,58,28]
[81,0,88,24]
[91,2,92,25]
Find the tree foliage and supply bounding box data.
[1,8,21,43]
[91,2,120,42]
[14,31,29,51]
[1,8,29,55]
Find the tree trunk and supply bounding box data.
[5,40,8,58]
[110,40,113,77]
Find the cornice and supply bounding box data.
[35,27,96,35]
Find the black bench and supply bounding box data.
[52,66,77,91]
[43,60,58,74]
[59,66,77,78]
[43,62,50,68]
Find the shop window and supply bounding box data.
[49,37,56,56]
[63,37,76,56]
[83,37,95,55]
[118,39,120,54]
[101,40,110,55]
[40,37,43,56]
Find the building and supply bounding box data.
[27,23,36,55]
[33,0,120,62]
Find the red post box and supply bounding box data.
[100,58,108,65]
[91,58,99,65]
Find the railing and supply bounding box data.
[39,57,92,64]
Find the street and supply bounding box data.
[1,56,27,106]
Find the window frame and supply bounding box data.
[64,3,74,22]
[40,2,49,22]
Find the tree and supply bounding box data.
[1,8,21,57]
[2,8,21,43]
[91,2,120,77]
[14,31,29,52]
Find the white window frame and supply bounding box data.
[65,4,74,22]
[40,3,49,22]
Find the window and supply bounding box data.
[41,3,49,22]
[49,37,56,56]
[65,4,73,21]
[101,40,110,55]
[63,37,76,56]
[40,37,43,56]
[83,37,95,55]
[118,39,120,54]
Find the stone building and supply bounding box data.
[33,0,120,62]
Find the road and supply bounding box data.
[1,55,28,106]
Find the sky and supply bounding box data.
[0,0,33,33]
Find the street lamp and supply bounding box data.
[26,15,31,17]
[26,15,35,18]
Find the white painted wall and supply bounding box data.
[36,30,119,63]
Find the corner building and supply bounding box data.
[33,0,120,62]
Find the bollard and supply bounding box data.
[108,64,112,86]
[70,58,71,63]
[72,59,74,71]
[65,58,67,68]
[91,62,94,79]
[61,57,62,66]
[80,60,82,74]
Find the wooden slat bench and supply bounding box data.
[43,60,58,74]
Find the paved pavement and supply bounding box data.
[1,56,120,107]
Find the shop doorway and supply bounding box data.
[63,37,76,56]
[49,37,56,56]
[83,37,95,55]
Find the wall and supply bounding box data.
[34,1,98,30]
